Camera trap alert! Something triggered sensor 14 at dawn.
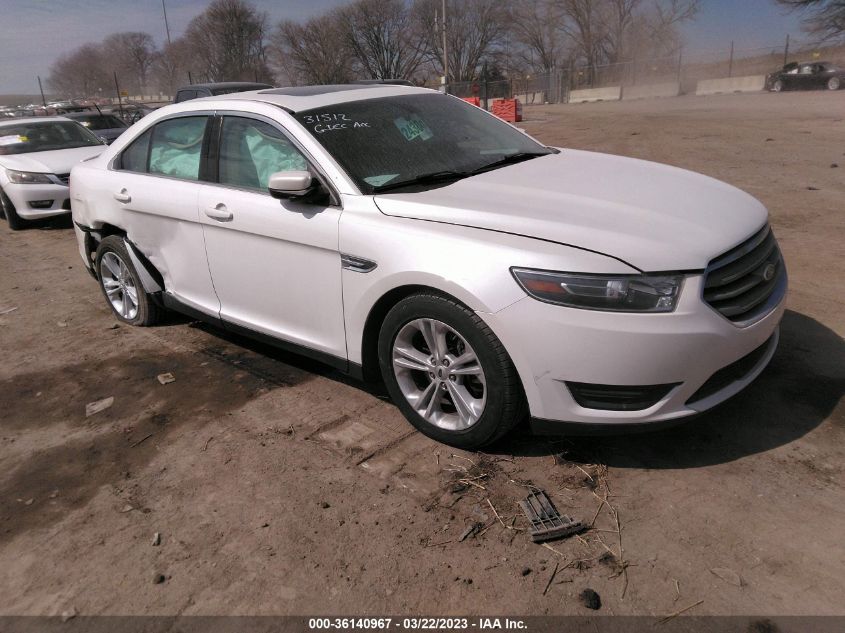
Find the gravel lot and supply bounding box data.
[0,90,842,617]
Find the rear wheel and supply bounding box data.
[95,236,162,326]
[828,77,841,91]
[378,292,526,448]
[0,188,26,230]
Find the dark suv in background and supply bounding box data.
[174,82,273,103]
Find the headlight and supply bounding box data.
[511,268,683,313]
[5,169,53,184]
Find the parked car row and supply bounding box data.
[0,116,105,229]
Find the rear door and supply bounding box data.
[103,114,219,315]
[197,113,347,361]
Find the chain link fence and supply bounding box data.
[433,38,845,105]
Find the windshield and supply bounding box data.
[293,93,552,194]
[72,114,126,130]
[0,121,102,155]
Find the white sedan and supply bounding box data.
[70,85,786,448]
[0,117,104,229]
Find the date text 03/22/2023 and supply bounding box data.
[307,618,528,630]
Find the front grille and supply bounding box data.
[703,225,786,325]
[55,173,70,185]
[686,335,775,405]
[566,382,680,411]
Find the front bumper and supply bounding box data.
[3,181,71,219]
[482,273,786,427]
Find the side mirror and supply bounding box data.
[268,171,313,199]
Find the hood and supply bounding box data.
[374,150,768,271]
[0,145,104,175]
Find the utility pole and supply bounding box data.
[728,41,734,78]
[37,76,46,107]
[441,0,449,92]
[162,0,172,45]
[114,71,124,118]
[783,34,790,67]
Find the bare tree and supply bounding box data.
[271,11,354,85]
[777,0,845,40]
[183,0,271,82]
[604,0,643,63]
[339,0,429,80]
[556,0,608,81]
[416,0,507,82]
[102,32,157,94]
[652,0,700,31]
[638,0,700,57]
[151,40,196,95]
[508,0,569,72]
[47,44,112,98]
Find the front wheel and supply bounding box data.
[0,188,26,230]
[95,236,163,326]
[828,77,841,91]
[771,79,784,93]
[378,293,526,448]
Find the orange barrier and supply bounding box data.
[491,98,522,122]
[461,97,481,107]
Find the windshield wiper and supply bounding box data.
[470,150,554,175]
[372,170,471,193]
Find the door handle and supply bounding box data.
[113,189,131,203]
[204,203,233,222]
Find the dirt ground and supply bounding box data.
[0,91,843,617]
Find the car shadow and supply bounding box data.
[186,320,392,400]
[494,309,844,469]
[163,308,841,470]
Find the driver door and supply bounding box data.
[197,114,347,362]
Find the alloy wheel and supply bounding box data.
[99,251,139,320]
[392,318,487,431]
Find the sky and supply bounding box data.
[0,0,811,95]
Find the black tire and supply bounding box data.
[378,292,526,449]
[828,77,841,91]
[0,187,26,230]
[772,79,784,93]
[95,236,163,326]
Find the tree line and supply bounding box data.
[48,0,702,97]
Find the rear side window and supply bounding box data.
[175,90,196,103]
[120,129,151,172]
[148,116,208,181]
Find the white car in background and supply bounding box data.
[0,117,104,229]
[70,85,787,448]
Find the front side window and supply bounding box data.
[148,116,207,181]
[0,121,101,155]
[218,116,308,191]
[293,93,551,194]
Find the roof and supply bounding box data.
[206,83,438,113]
[177,82,273,91]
